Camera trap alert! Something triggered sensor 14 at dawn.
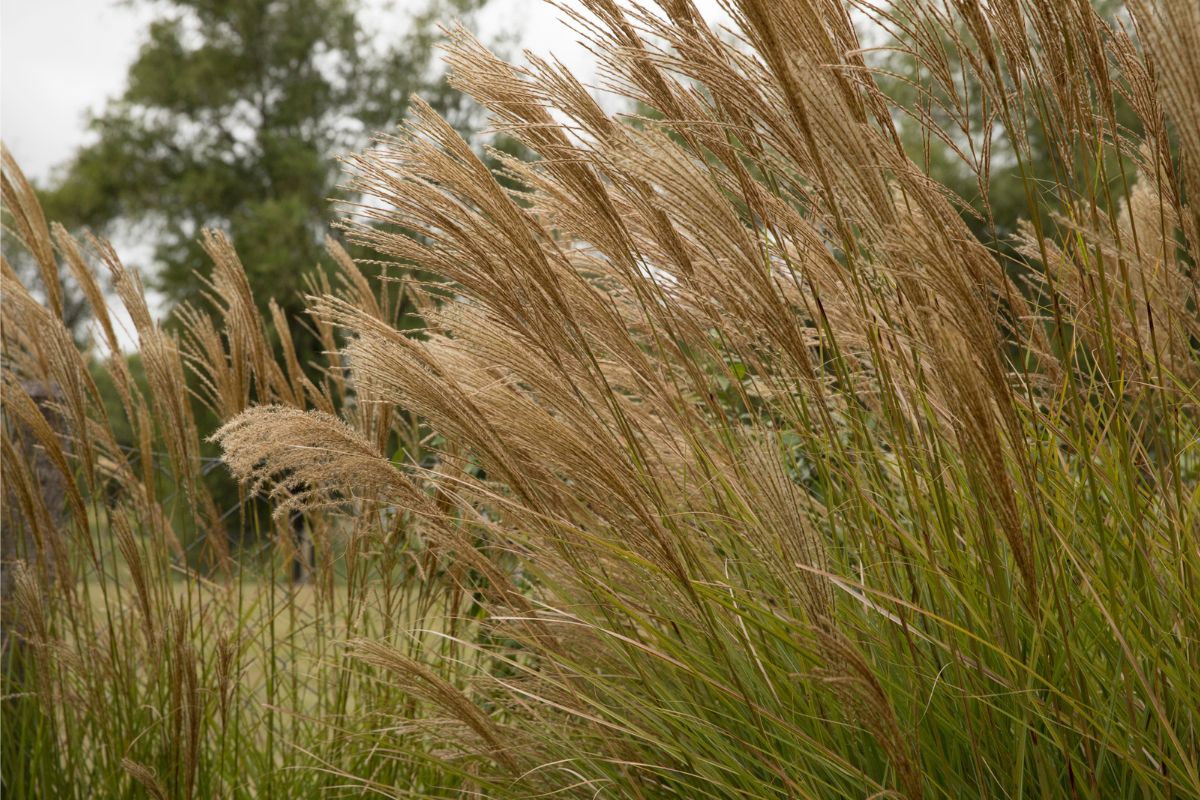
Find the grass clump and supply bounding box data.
[4,0,1200,797]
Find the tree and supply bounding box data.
[41,0,489,342]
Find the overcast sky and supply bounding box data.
[1,0,607,183]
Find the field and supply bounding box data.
[2,0,1199,798]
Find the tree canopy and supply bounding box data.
[41,0,489,329]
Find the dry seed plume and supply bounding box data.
[211,406,412,517]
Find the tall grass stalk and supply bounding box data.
[3,0,1199,797]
